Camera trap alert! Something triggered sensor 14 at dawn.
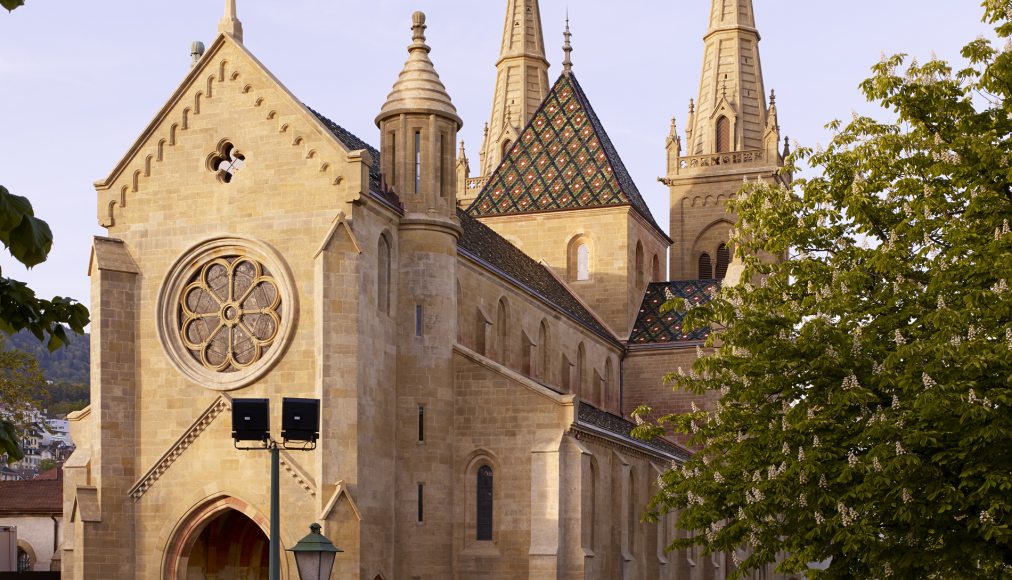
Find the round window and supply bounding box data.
[158,238,296,390]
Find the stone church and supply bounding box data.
[62,0,791,578]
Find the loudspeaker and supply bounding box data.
[282,398,320,443]
[232,398,270,442]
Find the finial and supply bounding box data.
[783,136,791,157]
[218,0,244,43]
[669,117,677,136]
[769,89,776,106]
[458,140,466,157]
[483,122,489,137]
[411,11,427,44]
[689,98,695,114]
[562,12,573,75]
[190,41,206,68]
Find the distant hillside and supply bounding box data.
[3,329,90,385]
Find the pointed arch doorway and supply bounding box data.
[163,496,278,580]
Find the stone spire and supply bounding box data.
[376,11,461,128]
[685,0,769,155]
[479,0,550,176]
[218,0,243,43]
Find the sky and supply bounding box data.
[0,1,994,314]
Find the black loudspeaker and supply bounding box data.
[282,398,320,443]
[232,398,270,442]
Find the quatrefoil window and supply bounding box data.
[209,141,245,183]
[179,256,281,372]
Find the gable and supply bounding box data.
[468,73,665,238]
[93,33,384,229]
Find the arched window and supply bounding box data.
[17,548,31,572]
[378,235,391,315]
[477,465,494,541]
[635,241,645,287]
[577,343,587,397]
[715,243,731,279]
[715,116,731,153]
[475,311,487,356]
[538,320,549,381]
[576,244,590,281]
[496,298,509,365]
[698,253,713,279]
[652,254,660,282]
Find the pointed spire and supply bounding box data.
[480,0,550,176]
[218,0,243,43]
[686,0,772,155]
[562,13,573,75]
[376,12,461,128]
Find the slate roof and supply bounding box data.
[575,402,690,461]
[457,209,611,339]
[467,73,666,237]
[0,479,62,514]
[629,280,720,344]
[308,107,401,208]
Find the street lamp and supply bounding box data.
[232,398,321,580]
[287,523,342,580]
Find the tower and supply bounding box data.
[478,0,550,179]
[375,12,462,578]
[664,0,786,281]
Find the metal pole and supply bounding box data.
[270,442,281,580]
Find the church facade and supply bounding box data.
[62,1,792,578]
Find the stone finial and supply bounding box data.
[376,11,462,129]
[769,89,776,106]
[190,41,206,68]
[783,135,791,157]
[669,117,677,138]
[458,140,467,159]
[562,14,574,75]
[218,0,244,43]
[688,99,695,115]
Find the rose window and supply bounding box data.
[179,256,281,372]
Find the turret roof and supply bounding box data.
[468,73,666,239]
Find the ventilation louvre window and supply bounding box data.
[715,116,731,153]
[477,465,494,541]
[715,243,731,279]
[698,253,713,279]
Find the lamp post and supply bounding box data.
[287,523,342,580]
[233,397,321,580]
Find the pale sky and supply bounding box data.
[0,1,992,313]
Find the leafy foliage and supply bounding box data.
[0,0,24,12]
[0,348,45,462]
[635,4,1012,578]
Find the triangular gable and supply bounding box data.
[94,32,378,198]
[319,480,362,521]
[468,73,664,236]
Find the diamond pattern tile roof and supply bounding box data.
[630,280,720,344]
[468,73,665,236]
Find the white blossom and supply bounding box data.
[714,471,724,484]
[922,373,937,390]
[798,447,806,462]
[813,435,821,448]
[981,510,994,525]
[992,279,1008,294]
[848,451,859,468]
[902,488,912,504]
[873,457,883,472]
[814,511,825,525]
[894,329,906,346]
[896,441,906,456]
[937,295,946,309]
[819,474,828,490]
[839,502,859,526]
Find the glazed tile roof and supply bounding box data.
[467,73,665,236]
[629,280,720,344]
[0,479,62,514]
[457,209,611,340]
[575,402,690,461]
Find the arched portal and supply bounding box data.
[164,496,277,580]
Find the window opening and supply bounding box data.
[378,236,391,315]
[715,243,731,279]
[698,253,713,279]
[415,305,423,336]
[635,242,645,287]
[414,130,422,194]
[439,133,447,197]
[389,131,397,186]
[652,254,660,281]
[418,405,425,442]
[576,244,590,281]
[716,116,731,153]
[417,483,424,522]
[210,141,245,184]
[477,465,494,541]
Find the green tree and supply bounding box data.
[0,349,46,462]
[634,3,1012,578]
[37,458,56,472]
[1,1,25,12]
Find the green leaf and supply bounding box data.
[0,0,24,12]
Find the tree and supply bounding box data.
[1,1,25,12]
[634,4,1012,578]
[0,348,45,462]
[37,458,56,472]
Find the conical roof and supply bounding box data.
[376,12,461,128]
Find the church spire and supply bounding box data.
[218,0,243,43]
[685,0,769,155]
[478,0,550,176]
[562,14,573,75]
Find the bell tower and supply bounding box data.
[664,0,787,280]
